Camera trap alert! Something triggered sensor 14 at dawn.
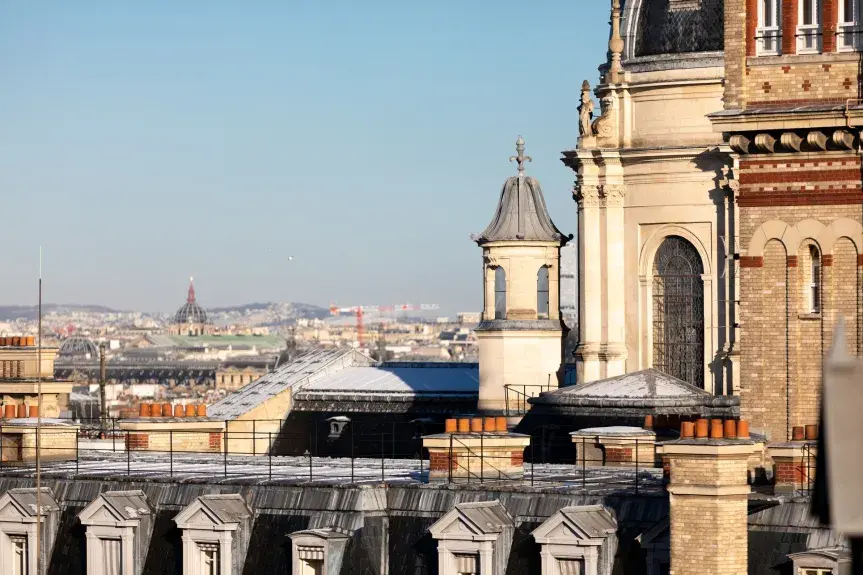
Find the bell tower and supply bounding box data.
[473,136,569,413]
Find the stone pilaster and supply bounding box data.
[664,440,752,575]
[565,149,628,384]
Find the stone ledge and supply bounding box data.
[667,485,752,496]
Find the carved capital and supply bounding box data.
[599,184,625,207]
[574,182,601,208]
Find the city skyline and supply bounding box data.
[0,1,607,312]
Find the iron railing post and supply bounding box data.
[0,425,4,470]
[252,420,256,457]
[480,433,484,484]
[308,433,313,483]
[582,437,586,491]
[224,430,228,478]
[75,429,79,474]
[170,430,173,478]
[350,424,355,484]
[268,432,272,481]
[127,431,131,477]
[381,432,385,483]
[635,438,639,494]
[531,439,535,486]
[448,433,453,484]
[112,418,116,452]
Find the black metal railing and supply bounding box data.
[503,383,554,416]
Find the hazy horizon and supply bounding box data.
[0,1,608,313]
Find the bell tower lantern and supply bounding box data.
[473,136,569,413]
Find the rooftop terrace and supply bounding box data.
[0,449,665,494]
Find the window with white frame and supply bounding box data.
[839,0,861,50]
[809,245,822,314]
[198,542,220,575]
[798,0,822,52]
[101,538,122,575]
[9,535,27,575]
[758,0,782,54]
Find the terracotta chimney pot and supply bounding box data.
[644,415,654,429]
[457,419,470,433]
[695,418,709,439]
[737,420,750,439]
[139,403,151,418]
[710,419,723,439]
[445,419,457,433]
[162,403,172,417]
[792,426,805,441]
[723,419,737,439]
[495,417,508,433]
[805,424,818,440]
[3,405,16,419]
[470,418,483,433]
[185,404,196,417]
[28,405,38,418]
[196,404,207,417]
[483,417,497,432]
[17,404,27,419]
[151,403,162,417]
[173,404,184,418]
[680,421,695,439]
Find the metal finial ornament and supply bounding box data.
[509,135,532,177]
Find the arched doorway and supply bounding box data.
[652,236,705,387]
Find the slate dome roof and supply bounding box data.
[174,278,208,325]
[631,0,724,57]
[58,336,99,359]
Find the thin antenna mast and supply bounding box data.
[36,247,43,575]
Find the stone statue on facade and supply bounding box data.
[578,80,595,137]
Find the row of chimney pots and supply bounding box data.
[138,403,207,418]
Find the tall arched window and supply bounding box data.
[494,267,506,320]
[537,266,550,319]
[652,236,705,388]
[809,245,822,313]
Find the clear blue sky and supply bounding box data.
[0,1,609,314]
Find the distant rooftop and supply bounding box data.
[147,333,286,349]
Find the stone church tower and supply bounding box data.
[473,137,569,413]
[563,0,736,395]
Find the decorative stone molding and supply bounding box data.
[0,488,60,575]
[78,490,153,575]
[574,183,601,208]
[429,500,514,575]
[598,185,625,208]
[288,528,350,575]
[174,494,253,575]
[531,505,618,575]
[729,127,858,154]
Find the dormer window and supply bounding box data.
[839,0,860,50]
[0,488,60,575]
[798,0,822,53]
[78,490,152,575]
[757,0,782,54]
[174,494,253,575]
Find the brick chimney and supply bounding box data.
[663,427,752,575]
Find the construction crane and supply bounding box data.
[328,303,441,347]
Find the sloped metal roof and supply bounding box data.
[208,348,375,419]
[475,174,564,244]
[3,487,59,516]
[296,363,479,396]
[198,494,252,524]
[98,491,151,520]
[451,501,513,534]
[559,505,618,538]
[530,369,739,409]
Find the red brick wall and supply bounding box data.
[510,451,524,467]
[430,451,458,472]
[208,432,222,451]
[126,433,149,450]
[782,0,798,54]
[738,155,863,207]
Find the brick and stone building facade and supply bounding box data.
[711,0,863,441]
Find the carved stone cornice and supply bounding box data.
[727,127,858,155]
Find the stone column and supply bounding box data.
[663,440,752,575]
[574,160,604,384]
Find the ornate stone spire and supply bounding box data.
[509,135,532,178]
[607,0,623,84]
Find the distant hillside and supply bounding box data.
[0,304,119,321]
[207,302,330,323]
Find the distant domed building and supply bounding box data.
[170,277,213,336]
[58,336,99,360]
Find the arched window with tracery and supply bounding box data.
[537,266,550,319]
[494,267,507,320]
[652,236,705,388]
